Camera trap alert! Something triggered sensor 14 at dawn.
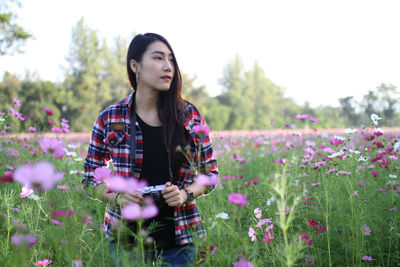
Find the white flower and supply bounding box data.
[27,194,41,200]
[328,151,345,158]
[349,148,361,155]
[375,128,384,134]
[215,212,229,220]
[66,151,77,157]
[357,156,368,162]
[210,221,217,229]
[345,128,357,134]
[333,135,346,141]
[73,157,83,162]
[0,118,5,122]
[67,144,78,149]
[389,174,397,179]
[393,142,400,151]
[266,196,275,206]
[69,170,82,175]
[371,113,381,125]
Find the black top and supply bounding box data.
[127,114,177,251]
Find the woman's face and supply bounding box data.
[134,41,175,92]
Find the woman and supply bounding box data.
[82,33,218,266]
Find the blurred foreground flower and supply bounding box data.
[105,175,147,194]
[93,166,111,182]
[121,203,158,220]
[38,137,65,159]
[193,125,210,136]
[195,173,219,186]
[13,161,63,192]
[233,258,254,267]
[11,234,37,248]
[228,193,249,206]
[33,259,52,266]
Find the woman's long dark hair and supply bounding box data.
[127,33,190,177]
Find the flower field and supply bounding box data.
[1,105,400,266]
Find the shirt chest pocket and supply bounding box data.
[104,132,127,148]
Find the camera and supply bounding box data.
[138,184,167,207]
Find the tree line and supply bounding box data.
[1,18,399,133]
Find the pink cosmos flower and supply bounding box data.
[309,116,319,122]
[325,168,336,174]
[28,126,37,132]
[11,234,37,248]
[254,208,262,219]
[193,125,210,136]
[361,224,371,235]
[33,259,52,266]
[307,220,319,226]
[105,175,147,194]
[362,256,373,261]
[299,232,312,246]
[195,173,219,186]
[248,227,256,242]
[51,127,63,133]
[43,108,53,116]
[295,114,308,120]
[52,219,62,225]
[255,218,272,228]
[338,171,351,175]
[233,258,254,267]
[269,120,275,124]
[13,161,63,192]
[82,215,93,226]
[20,184,33,198]
[93,167,111,182]
[284,123,291,127]
[38,137,65,159]
[228,193,249,206]
[314,226,327,232]
[13,97,21,107]
[353,190,358,196]
[121,203,158,220]
[57,185,69,190]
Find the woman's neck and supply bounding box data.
[134,88,161,126]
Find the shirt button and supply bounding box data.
[110,140,115,145]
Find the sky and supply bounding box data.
[1,0,400,108]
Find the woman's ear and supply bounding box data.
[130,59,138,73]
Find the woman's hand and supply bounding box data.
[116,192,143,208]
[161,182,187,207]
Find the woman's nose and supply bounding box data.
[163,59,173,72]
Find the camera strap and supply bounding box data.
[130,96,174,183]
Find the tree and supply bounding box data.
[0,0,32,55]
[376,83,399,125]
[63,18,103,131]
[339,96,360,127]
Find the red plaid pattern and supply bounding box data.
[82,92,218,245]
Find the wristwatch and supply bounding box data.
[183,188,194,203]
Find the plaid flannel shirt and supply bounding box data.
[82,92,218,245]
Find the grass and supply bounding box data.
[0,125,399,266]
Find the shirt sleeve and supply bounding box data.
[82,111,110,198]
[198,114,219,195]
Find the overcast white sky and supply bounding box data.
[1,0,400,108]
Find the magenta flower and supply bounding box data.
[233,258,254,267]
[13,161,63,192]
[48,119,56,125]
[50,210,75,217]
[33,259,52,266]
[195,173,219,186]
[28,127,37,132]
[371,171,379,177]
[262,224,274,244]
[0,173,13,183]
[362,256,373,261]
[43,108,53,116]
[82,215,93,226]
[314,226,327,232]
[193,125,210,136]
[309,116,319,122]
[299,232,312,246]
[307,220,319,226]
[228,193,249,206]
[329,137,344,146]
[57,185,69,190]
[361,224,371,235]
[11,234,37,248]
[51,127,63,133]
[38,137,65,158]
[255,218,272,228]
[93,166,111,182]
